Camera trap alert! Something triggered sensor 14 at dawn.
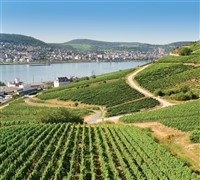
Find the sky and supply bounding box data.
[0,0,199,44]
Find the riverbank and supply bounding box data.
[0,59,152,65]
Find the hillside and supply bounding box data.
[121,41,200,142]
[157,41,200,63]
[134,41,200,101]
[38,68,160,117]
[0,33,47,47]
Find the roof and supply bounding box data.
[56,77,70,82]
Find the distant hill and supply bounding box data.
[64,39,190,52]
[0,33,47,47]
[0,33,191,52]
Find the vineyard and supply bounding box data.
[135,63,200,100]
[0,123,199,180]
[38,74,160,116]
[121,99,199,124]
[107,98,159,117]
[121,99,200,142]
[41,68,135,94]
[0,99,90,126]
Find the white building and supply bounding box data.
[19,83,31,91]
[54,77,71,87]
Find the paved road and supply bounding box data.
[85,111,102,124]
[127,65,174,108]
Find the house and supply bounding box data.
[54,77,71,87]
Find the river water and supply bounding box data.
[0,61,149,83]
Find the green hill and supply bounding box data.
[0,33,190,52]
[64,39,190,51]
[0,33,47,46]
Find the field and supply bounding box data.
[0,123,198,180]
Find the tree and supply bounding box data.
[179,48,192,56]
[0,81,5,86]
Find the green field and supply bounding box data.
[0,123,198,180]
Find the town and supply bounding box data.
[0,41,166,63]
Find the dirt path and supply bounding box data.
[0,103,9,109]
[24,97,69,108]
[84,111,102,124]
[127,65,174,107]
[134,122,200,171]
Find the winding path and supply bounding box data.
[127,65,174,108]
[92,65,174,123]
[19,65,174,124]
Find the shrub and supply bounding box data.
[179,48,192,56]
[38,108,83,124]
[0,81,5,86]
[190,130,200,143]
[154,89,165,96]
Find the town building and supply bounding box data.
[54,77,71,87]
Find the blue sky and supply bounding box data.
[0,0,199,44]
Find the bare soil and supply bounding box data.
[133,122,200,172]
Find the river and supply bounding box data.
[0,61,149,83]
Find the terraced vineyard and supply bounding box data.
[38,70,160,116]
[0,124,198,180]
[107,98,159,117]
[135,63,200,100]
[41,68,135,94]
[121,99,199,124]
